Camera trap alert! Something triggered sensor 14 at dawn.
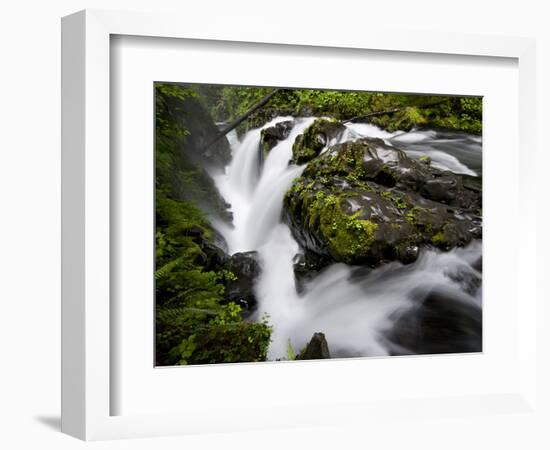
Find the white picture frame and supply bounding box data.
[61,9,538,441]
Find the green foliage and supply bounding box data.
[155,187,273,366]
[286,339,297,361]
[164,308,273,365]
[155,83,272,366]
[155,83,231,219]
[193,84,482,135]
[155,83,196,140]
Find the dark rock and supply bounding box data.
[297,332,331,360]
[421,175,459,203]
[292,251,333,294]
[237,107,295,137]
[445,265,482,296]
[200,228,230,271]
[222,251,261,316]
[283,138,482,266]
[471,256,482,272]
[260,120,294,158]
[386,288,482,355]
[291,119,346,164]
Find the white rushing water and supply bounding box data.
[343,123,479,176]
[214,119,482,360]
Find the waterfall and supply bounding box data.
[214,119,482,360]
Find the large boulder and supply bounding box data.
[283,138,482,266]
[385,288,482,355]
[222,251,261,316]
[260,120,294,159]
[291,118,346,164]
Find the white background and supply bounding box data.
[1,1,548,449]
[112,36,521,417]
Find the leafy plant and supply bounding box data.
[286,339,297,361]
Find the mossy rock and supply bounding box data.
[222,251,261,316]
[260,120,294,159]
[283,138,482,266]
[291,118,346,165]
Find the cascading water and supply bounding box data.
[343,123,481,176]
[214,119,482,360]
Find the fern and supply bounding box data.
[155,257,185,280]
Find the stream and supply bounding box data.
[214,118,482,360]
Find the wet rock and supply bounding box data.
[386,288,482,355]
[238,107,295,137]
[421,175,460,203]
[291,119,346,164]
[292,251,332,294]
[260,120,294,158]
[297,332,331,360]
[283,138,482,266]
[445,265,482,296]
[222,251,261,316]
[200,228,230,271]
[471,256,482,272]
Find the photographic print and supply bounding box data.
[155,83,482,366]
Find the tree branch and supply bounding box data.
[344,98,450,124]
[202,88,281,151]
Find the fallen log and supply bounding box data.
[344,107,405,123]
[344,98,449,124]
[202,88,281,151]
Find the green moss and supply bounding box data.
[431,231,446,245]
[380,190,409,210]
[404,206,428,225]
[292,119,344,164]
[419,155,431,166]
[393,196,408,209]
[306,193,378,263]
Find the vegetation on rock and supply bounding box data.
[283,137,482,266]
[260,120,294,159]
[291,118,345,164]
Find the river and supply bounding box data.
[213,118,482,360]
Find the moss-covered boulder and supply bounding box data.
[291,118,346,164]
[283,138,481,266]
[260,120,294,159]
